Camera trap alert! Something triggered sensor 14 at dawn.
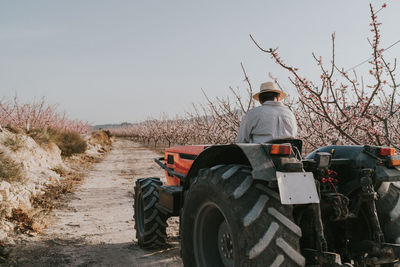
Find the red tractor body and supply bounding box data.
[164,145,206,186]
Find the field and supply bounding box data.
[1,3,400,266]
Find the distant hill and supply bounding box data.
[92,122,133,131]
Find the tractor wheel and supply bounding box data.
[134,177,168,248]
[181,164,305,267]
[376,182,400,244]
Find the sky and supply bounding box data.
[1,0,399,125]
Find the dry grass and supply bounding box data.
[51,165,67,177]
[33,172,84,211]
[3,135,25,152]
[0,152,23,183]
[7,208,49,236]
[89,130,113,151]
[82,155,103,164]
[4,124,24,134]
[8,209,35,234]
[6,171,85,236]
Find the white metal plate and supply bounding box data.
[276,171,320,205]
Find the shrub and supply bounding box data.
[28,128,87,156]
[0,152,22,182]
[3,135,25,152]
[55,131,87,157]
[28,128,59,145]
[4,124,24,134]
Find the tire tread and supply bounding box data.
[134,177,168,248]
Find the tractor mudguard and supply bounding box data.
[235,143,277,181]
[183,143,320,206]
[375,165,400,182]
[184,143,285,190]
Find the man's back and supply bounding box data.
[236,101,297,143]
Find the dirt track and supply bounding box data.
[6,139,183,267]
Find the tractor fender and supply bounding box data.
[184,143,276,190]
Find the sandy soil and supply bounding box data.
[5,139,182,267]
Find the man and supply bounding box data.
[236,81,297,143]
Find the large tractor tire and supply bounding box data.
[376,182,400,244]
[181,164,305,267]
[134,177,168,248]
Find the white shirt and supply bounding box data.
[235,101,297,143]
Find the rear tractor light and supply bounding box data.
[380,147,396,156]
[379,147,400,167]
[390,155,400,166]
[270,144,292,155]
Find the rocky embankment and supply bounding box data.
[4,139,182,267]
[0,128,112,247]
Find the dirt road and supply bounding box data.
[6,139,183,267]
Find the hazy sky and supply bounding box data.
[1,1,399,125]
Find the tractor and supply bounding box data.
[133,140,400,266]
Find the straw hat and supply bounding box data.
[253,81,287,101]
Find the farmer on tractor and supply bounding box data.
[134,75,400,265]
[236,81,297,143]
